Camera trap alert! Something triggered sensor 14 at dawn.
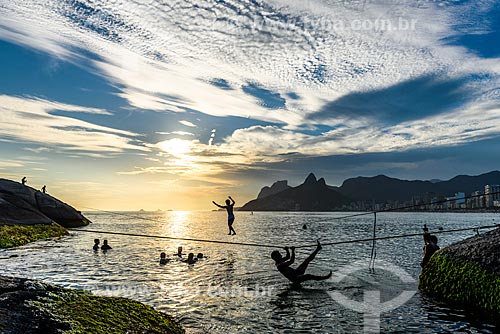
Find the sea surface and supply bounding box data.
[1,211,498,333]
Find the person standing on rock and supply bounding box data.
[212,196,236,235]
[41,185,46,193]
[21,177,27,185]
[421,226,440,267]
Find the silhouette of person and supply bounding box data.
[41,185,46,193]
[93,239,100,251]
[212,196,236,235]
[271,240,332,285]
[175,246,183,257]
[196,253,204,259]
[101,239,112,251]
[183,253,198,265]
[21,177,27,185]
[421,234,440,268]
[160,252,170,265]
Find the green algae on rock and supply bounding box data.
[0,276,185,334]
[419,227,500,318]
[0,222,68,248]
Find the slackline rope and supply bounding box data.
[75,190,499,250]
[69,224,500,249]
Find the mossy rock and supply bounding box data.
[0,276,185,334]
[32,290,185,334]
[419,252,500,318]
[0,222,68,248]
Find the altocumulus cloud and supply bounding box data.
[0,0,499,165]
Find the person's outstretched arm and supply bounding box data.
[229,196,235,205]
[212,201,224,208]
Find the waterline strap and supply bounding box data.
[69,224,499,249]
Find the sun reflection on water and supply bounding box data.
[165,211,191,237]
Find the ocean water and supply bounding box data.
[0,211,498,333]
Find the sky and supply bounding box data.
[0,0,499,210]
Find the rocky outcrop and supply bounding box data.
[0,179,90,228]
[257,180,291,199]
[0,276,184,334]
[240,173,351,211]
[419,227,500,318]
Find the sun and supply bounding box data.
[157,138,193,157]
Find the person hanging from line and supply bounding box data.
[212,195,236,235]
[41,185,46,194]
[21,177,27,185]
[271,240,332,285]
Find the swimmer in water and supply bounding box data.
[271,240,332,285]
[175,246,183,257]
[160,252,170,265]
[212,196,236,235]
[183,253,198,265]
[93,239,100,251]
[101,239,112,251]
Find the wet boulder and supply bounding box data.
[419,227,500,318]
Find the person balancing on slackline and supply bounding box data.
[212,196,236,235]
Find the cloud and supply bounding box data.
[1,0,500,170]
[156,131,194,136]
[4,0,497,124]
[0,95,146,153]
[0,161,24,168]
[179,120,196,128]
[23,147,53,154]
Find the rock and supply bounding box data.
[0,193,52,225]
[0,179,90,227]
[257,180,291,199]
[240,173,351,211]
[419,227,500,318]
[0,275,184,334]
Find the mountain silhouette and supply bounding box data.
[240,170,500,211]
[240,173,351,211]
[338,170,500,202]
[257,180,291,199]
